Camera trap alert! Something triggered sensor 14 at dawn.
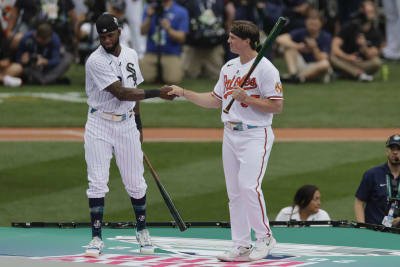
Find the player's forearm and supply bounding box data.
[354,198,366,223]
[183,90,221,109]
[112,87,146,101]
[242,98,283,114]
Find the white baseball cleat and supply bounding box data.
[85,236,104,258]
[136,229,155,254]
[249,235,276,261]
[217,246,252,262]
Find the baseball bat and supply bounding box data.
[143,153,187,232]
[223,17,288,114]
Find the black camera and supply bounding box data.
[152,0,165,16]
[28,53,39,66]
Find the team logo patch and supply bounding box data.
[275,82,283,93]
[126,63,137,86]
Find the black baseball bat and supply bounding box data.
[223,17,288,114]
[143,153,187,232]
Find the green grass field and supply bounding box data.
[0,59,398,227]
[0,60,399,128]
[0,141,386,226]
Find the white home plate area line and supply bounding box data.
[0,128,399,142]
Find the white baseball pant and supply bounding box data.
[223,126,274,247]
[84,113,147,199]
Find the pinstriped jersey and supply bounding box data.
[212,56,283,127]
[85,44,144,114]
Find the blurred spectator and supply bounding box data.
[281,0,311,33]
[6,0,78,58]
[16,22,73,85]
[76,0,106,63]
[355,134,400,227]
[4,0,41,51]
[330,0,382,82]
[336,0,362,26]
[124,0,147,59]
[277,9,332,83]
[0,0,16,37]
[79,1,133,51]
[0,21,23,87]
[107,0,133,47]
[225,0,265,61]
[275,185,331,221]
[140,0,189,84]
[382,0,400,61]
[178,0,232,80]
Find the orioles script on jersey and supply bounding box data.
[223,75,258,99]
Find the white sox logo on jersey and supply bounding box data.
[223,74,259,108]
[126,63,137,86]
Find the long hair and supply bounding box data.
[230,20,260,50]
[290,185,319,219]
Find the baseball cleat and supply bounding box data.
[249,236,276,261]
[217,245,252,262]
[85,236,104,258]
[136,229,155,254]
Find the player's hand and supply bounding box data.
[232,86,248,102]
[167,85,184,97]
[160,85,176,100]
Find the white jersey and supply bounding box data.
[85,44,143,114]
[212,57,283,126]
[275,206,331,221]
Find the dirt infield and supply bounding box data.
[0,128,399,142]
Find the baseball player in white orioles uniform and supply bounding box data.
[168,20,283,262]
[84,13,174,258]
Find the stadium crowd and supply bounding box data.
[0,0,398,87]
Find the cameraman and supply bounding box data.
[16,22,72,85]
[355,134,400,227]
[140,0,189,84]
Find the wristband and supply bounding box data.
[144,89,160,99]
[135,114,142,130]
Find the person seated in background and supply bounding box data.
[275,184,331,221]
[277,9,332,83]
[16,22,72,85]
[355,134,400,228]
[140,0,189,84]
[0,21,23,87]
[330,0,382,82]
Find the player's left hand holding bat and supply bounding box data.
[231,85,248,103]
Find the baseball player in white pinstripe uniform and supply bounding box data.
[168,20,283,262]
[84,13,174,258]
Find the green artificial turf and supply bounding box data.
[0,141,385,226]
